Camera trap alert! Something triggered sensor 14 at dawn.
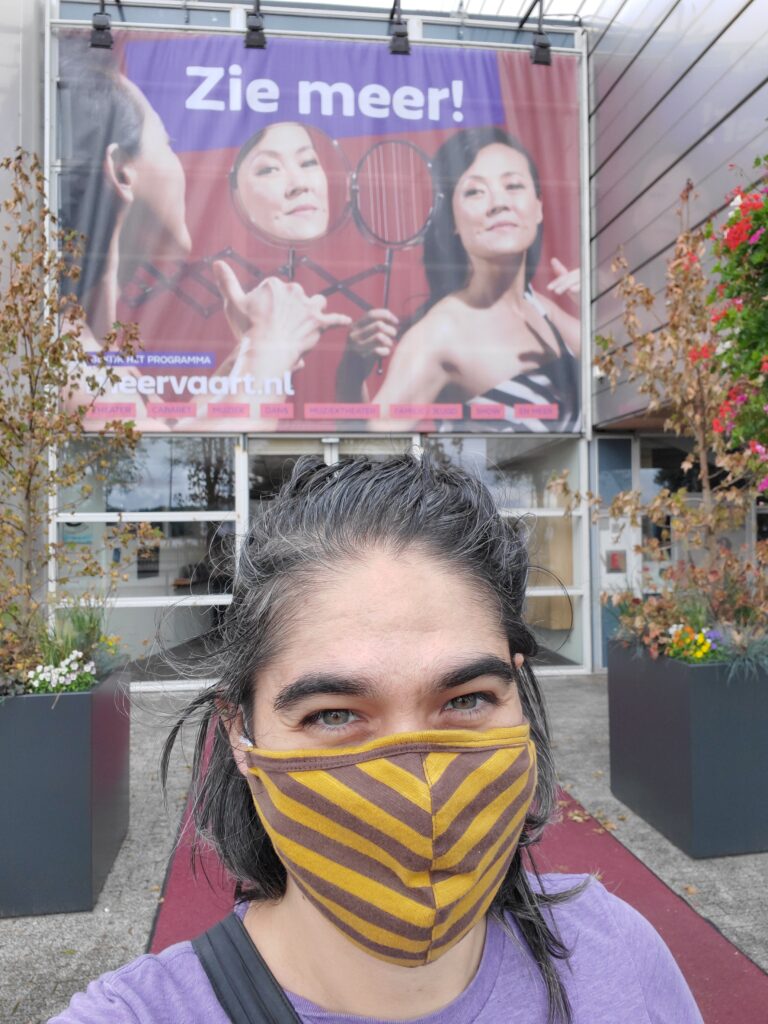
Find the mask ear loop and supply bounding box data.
[239,706,255,747]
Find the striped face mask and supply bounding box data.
[244,724,536,966]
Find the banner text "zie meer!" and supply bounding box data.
[185,66,465,123]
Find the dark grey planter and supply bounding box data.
[608,643,768,858]
[0,671,130,916]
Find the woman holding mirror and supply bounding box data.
[59,46,347,430]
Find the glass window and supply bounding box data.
[525,594,582,667]
[524,515,582,588]
[338,438,414,460]
[758,506,768,543]
[248,438,325,506]
[59,437,236,514]
[597,438,632,504]
[95,604,220,674]
[424,436,580,509]
[56,521,235,598]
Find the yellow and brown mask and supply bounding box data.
[245,724,536,966]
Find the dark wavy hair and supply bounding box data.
[162,452,581,1024]
[422,126,543,308]
[58,37,144,308]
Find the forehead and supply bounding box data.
[248,123,314,159]
[254,548,507,701]
[461,143,532,181]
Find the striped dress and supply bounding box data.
[446,290,581,433]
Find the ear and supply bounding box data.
[217,701,254,780]
[104,142,137,204]
[535,196,543,226]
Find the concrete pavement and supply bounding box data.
[1,674,765,1023]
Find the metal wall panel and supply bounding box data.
[0,0,44,161]
[594,89,768,293]
[592,0,745,170]
[594,11,768,228]
[589,0,678,103]
[586,0,767,426]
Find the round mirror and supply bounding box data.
[230,122,349,245]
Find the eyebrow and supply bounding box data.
[272,655,516,713]
[462,171,525,184]
[251,146,316,161]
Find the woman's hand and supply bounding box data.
[347,308,400,362]
[546,258,580,299]
[213,261,351,372]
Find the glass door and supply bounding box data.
[247,437,326,515]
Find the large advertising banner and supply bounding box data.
[58,29,582,434]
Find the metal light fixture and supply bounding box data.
[519,0,552,66]
[389,0,410,55]
[531,0,551,65]
[245,0,267,49]
[90,2,113,49]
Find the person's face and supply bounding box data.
[237,548,524,753]
[451,143,542,264]
[235,123,330,242]
[123,79,191,257]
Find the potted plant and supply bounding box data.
[0,151,152,915]
[552,173,768,858]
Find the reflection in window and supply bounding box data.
[425,436,580,508]
[526,594,581,667]
[60,437,236,513]
[57,520,235,598]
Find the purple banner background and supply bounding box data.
[124,36,505,152]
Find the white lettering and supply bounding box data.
[118,377,137,394]
[298,81,355,118]
[392,85,424,120]
[187,376,207,395]
[185,67,225,111]
[137,376,155,395]
[427,86,450,121]
[358,84,390,119]
[169,376,188,395]
[228,64,242,112]
[208,376,230,396]
[245,78,280,113]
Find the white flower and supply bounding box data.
[730,194,742,209]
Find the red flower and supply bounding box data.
[689,343,713,364]
[724,218,753,250]
[713,418,725,434]
[761,356,768,373]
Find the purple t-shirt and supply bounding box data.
[48,875,703,1024]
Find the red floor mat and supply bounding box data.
[149,790,768,1022]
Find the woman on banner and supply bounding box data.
[58,42,347,431]
[50,453,703,1024]
[337,127,581,432]
[229,121,332,244]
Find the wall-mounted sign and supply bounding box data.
[58,30,582,434]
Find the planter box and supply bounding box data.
[0,672,130,916]
[608,644,768,858]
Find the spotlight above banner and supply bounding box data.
[389,0,411,56]
[518,0,552,67]
[90,2,112,49]
[245,0,267,49]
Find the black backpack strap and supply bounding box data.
[192,913,302,1024]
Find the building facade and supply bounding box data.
[1,0,765,673]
